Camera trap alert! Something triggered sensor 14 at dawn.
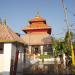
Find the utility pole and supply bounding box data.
[61,0,69,31]
[61,0,75,65]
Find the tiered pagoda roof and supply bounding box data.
[22,16,52,45]
[22,16,51,34]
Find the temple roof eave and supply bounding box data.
[23,40,52,45]
[22,27,51,31]
[23,41,52,45]
[0,40,25,45]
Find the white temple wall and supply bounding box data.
[1,43,16,75]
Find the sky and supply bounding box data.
[0,0,75,39]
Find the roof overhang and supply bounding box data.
[0,40,25,45]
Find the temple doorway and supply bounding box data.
[35,47,39,55]
[31,45,40,55]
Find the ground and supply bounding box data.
[16,60,75,75]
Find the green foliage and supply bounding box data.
[51,31,74,57]
[57,42,66,53]
[47,52,51,55]
[73,43,75,49]
[64,31,73,42]
[39,54,50,59]
[51,36,58,57]
[64,31,74,56]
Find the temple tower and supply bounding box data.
[22,15,52,56]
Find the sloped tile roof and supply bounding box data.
[23,24,51,30]
[22,32,51,45]
[22,16,51,31]
[0,23,24,44]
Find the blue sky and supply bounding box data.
[0,0,75,39]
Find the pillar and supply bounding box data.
[17,45,24,73]
[63,54,66,68]
[40,45,43,55]
[28,46,31,54]
[18,51,23,63]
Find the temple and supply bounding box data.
[22,15,52,56]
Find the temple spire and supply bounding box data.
[35,11,40,18]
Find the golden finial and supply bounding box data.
[35,11,40,18]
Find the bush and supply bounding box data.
[39,54,50,59]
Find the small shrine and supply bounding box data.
[22,15,52,56]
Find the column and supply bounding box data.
[40,45,43,55]
[63,54,66,68]
[28,46,31,54]
[17,51,23,72]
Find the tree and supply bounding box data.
[64,31,75,65]
[51,36,58,57]
[64,31,73,55]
